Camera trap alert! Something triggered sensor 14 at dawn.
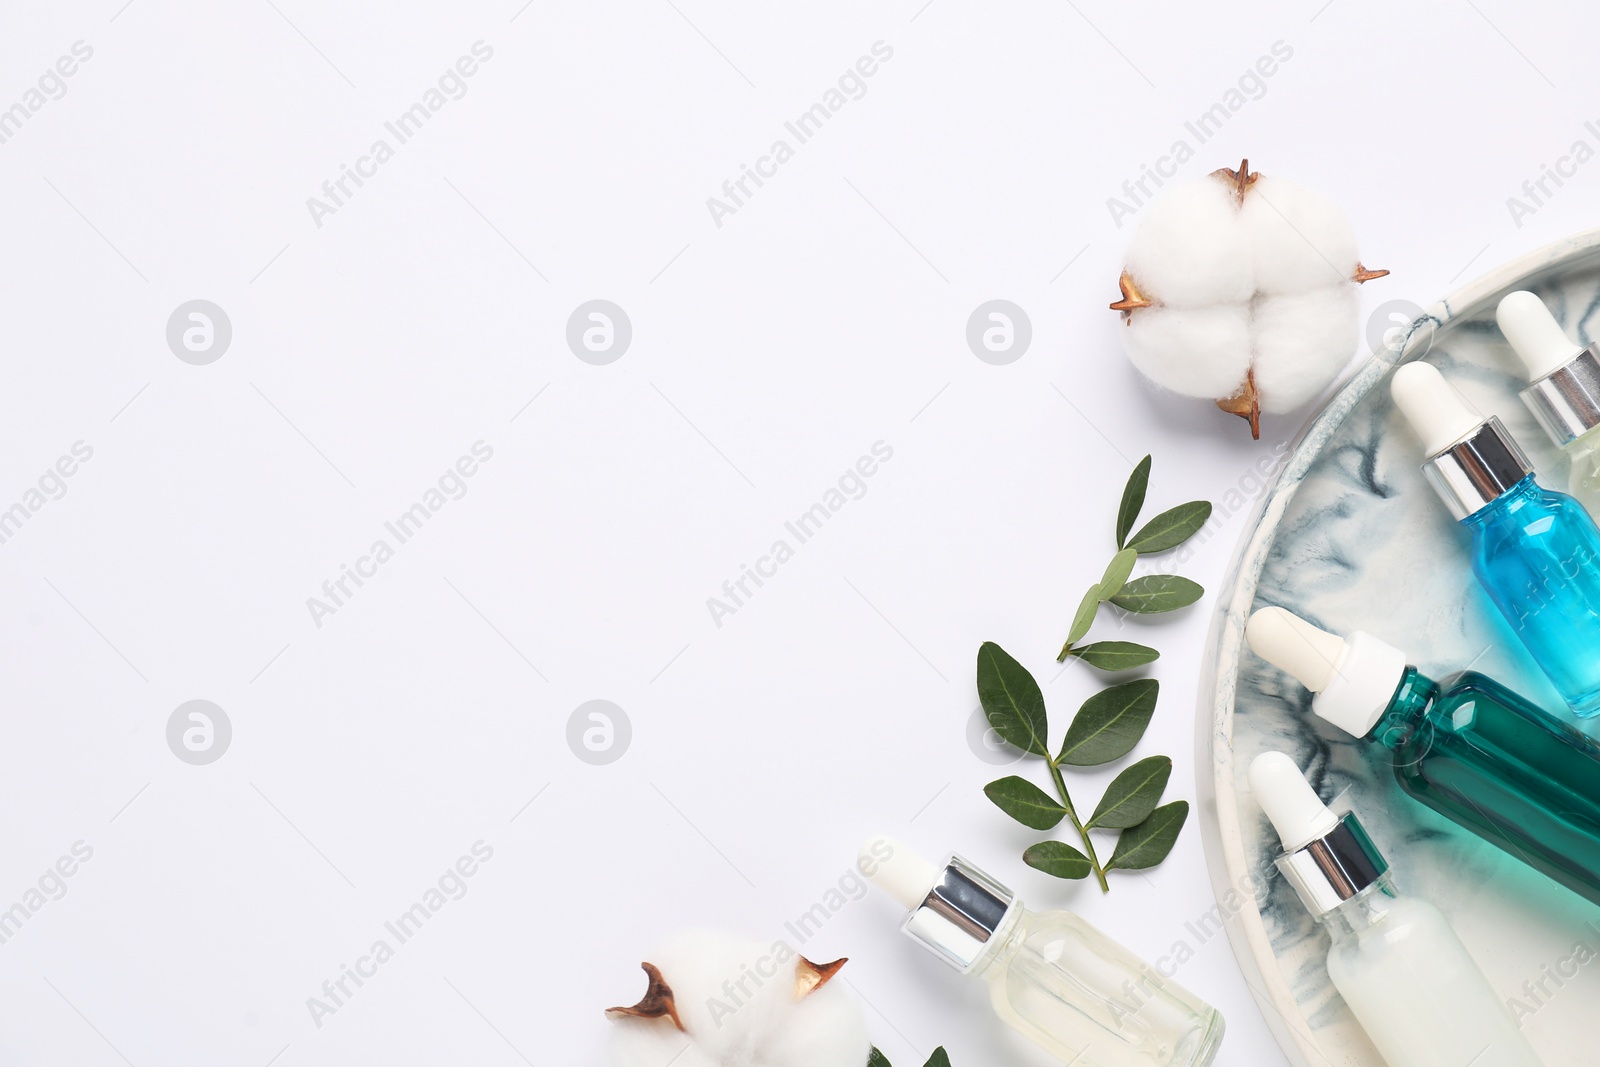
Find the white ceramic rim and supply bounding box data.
[1193,227,1600,1067]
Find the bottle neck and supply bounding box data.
[1370,666,1437,751]
[1522,344,1600,446]
[902,854,1022,975]
[968,906,1028,979]
[1460,472,1539,528]
[1422,419,1533,521]
[1567,423,1600,452]
[1318,874,1401,942]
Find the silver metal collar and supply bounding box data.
[901,854,1020,974]
[1521,344,1600,447]
[1419,416,1533,520]
[1275,812,1388,917]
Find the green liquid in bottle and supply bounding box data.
[1374,668,1600,907]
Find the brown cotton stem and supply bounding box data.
[794,956,847,999]
[1216,369,1262,440]
[1211,158,1259,205]
[1110,271,1153,321]
[606,963,684,1030]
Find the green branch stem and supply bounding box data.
[1047,756,1109,892]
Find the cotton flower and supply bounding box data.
[606,930,871,1067]
[1114,160,1387,438]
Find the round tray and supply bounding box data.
[1198,229,1600,1066]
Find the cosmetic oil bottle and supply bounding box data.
[1390,360,1600,717]
[1496,291,1600,516]
[1246,606,1600,906]
[860,836,1224,1067]
[1249,752,1544,1067]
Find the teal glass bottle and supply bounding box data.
[1464,474,1600,717]
[1391,361,1600,717]
[1374,667,1600,906]
[1247,607,1600,907]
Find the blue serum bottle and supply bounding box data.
[1391,362,1600,717]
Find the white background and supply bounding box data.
[1,1,1597,1065]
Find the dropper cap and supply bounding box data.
[861,836,1020,974]
[1497,290,1600,446]
[1390,362,1533,520]
[1498,291,1584,378]
[1249,752,1388,917]
[1245,607,1408,737]
[1250,752,1340,851]
[1391,362,1484,455]
[859,836,940,909]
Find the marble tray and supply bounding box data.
[1197,230,1600,1067]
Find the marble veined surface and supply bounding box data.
[1200,231,1600,1067]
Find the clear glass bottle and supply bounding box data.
[861,837,1224,1067]
[1564,428,1600,512]
[1251,753,1545,1067]
[1497,290,1600,520]
[1247,607,1600,906]
[1391,361,1600,717]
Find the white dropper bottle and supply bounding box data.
[859,836,1224,1067]
[1249,753,1544,1067]
[1497,290,1600,517]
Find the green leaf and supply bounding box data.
[1064,585,1100,649]
[1065,641,1160,671]
[1061,549,1140,659]
[1023,840,1093,879]
[869,1049,893,1067]
[984,776,1068,830]
[1108,800,1190,870]
[976,642,1050,758]
[1087,756,1173,829]
[1116,455,1152,548]
[924,1049,952,1067]
[1125,501,1212,554]
[1097,548,1138,601]
[1057,678,1159,767]
[1109,575,1204,614]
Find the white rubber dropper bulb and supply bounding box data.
[1245,607,1346,693]
[1250,751,1340,852]
[1497,290,1584,380]
[1391,362,1485,456]
[860,836,939,910]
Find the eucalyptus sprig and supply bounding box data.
[973,455,1210,892]
[870,1046,949,1067]
[1057,454,1212,664]
[977,642,1186,891]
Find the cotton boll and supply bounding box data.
[1123,177,1254,307]
[1240,176,1359,296]
[1251,286,1360,412]
[764,983,872,1067]
[1113,161,1385,437]
[650,932,794,1063]
[606,930,870,1067]
[609,1019,721,1067]
[1124,305,1252,400]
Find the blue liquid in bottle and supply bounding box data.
[1392,361,1600,718]
[1464,474,1600,716]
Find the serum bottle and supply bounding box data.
[1496,290,1600,516]
[1246,606,1600,906]
[1249,752,1544,1067]
[1390,361,1600,716]
[861,837,1224,1067]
